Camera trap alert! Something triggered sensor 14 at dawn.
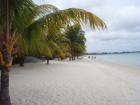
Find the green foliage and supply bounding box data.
[64,25,86,57]
[0,0,106,59]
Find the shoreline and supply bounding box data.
[84,53,140,69]
[82,56,140,70]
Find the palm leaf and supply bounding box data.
[22,8,106,43]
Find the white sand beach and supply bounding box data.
[10,58,140,105]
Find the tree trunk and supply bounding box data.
[19,56,24,67]
[0,50,12,105]
[69,57,71,61]
[72,56,75,60]
[74,56,75,60]
[47,59,49,64]
[0,67,11,105]
[45,57,49,64]
[72,56,74,60]
[0,0,12,104]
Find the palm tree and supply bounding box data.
[74,30,86,59]
[0,0,106,104]
[16,28,68,65]
[64,25,86,60]
[0,1,36,105]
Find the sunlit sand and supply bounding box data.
[10,58,140,105]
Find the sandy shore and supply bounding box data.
[10,58,140,105]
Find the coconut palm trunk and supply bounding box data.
[0,40,12,105]
[0,67,11,105]
[69,57,71,61]
[47,59,49,64]
[45,57,49,64]
[77,56,78,59]
[19,56,24,67]
[0,0,12,104]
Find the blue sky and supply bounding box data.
[33,0,140,52]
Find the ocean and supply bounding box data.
[89,53,140,68]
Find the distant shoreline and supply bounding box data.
[85,51,140,55]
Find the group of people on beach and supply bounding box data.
[88,56,96,60]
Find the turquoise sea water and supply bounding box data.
[91,53,140,68]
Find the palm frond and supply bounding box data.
[36,4,59,16]
[22,8,106,43]
[43,8,107,29]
